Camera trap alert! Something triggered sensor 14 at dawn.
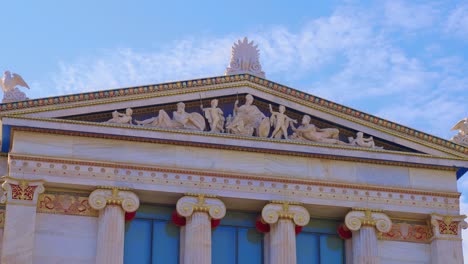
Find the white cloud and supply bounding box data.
[446,3,468,39]
[383,0,439,30]
[51,38,234,95]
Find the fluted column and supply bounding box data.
[345,208,392,264]
[1,177,44,264]
[261,202,310,264]
[89,187,140,264]
[176,194,226,264]
[430,214,467,264]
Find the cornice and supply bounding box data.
[7,125,465,171]
[0,74,464,156]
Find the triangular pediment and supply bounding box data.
[0,74,467,165]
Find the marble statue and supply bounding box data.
[201,99,225,133]
[225,37,265,78]
[451,117,468,146]
[106,108,133,125]
[348,132,383,149]
[1,71,30,103]
[136,102,206,131]
[269,104,297,139]
[291,115,346,145]
[226,94,270,137]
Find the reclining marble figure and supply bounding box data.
[291,115,346,145]
[135,102,206,131]
[105,108,133,125]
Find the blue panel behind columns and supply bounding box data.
[237,228,263,264]
[297,219,344,264]
[212,211,263,264]
[319,235,344,264]
[152,220,179,264]
[212,226,237,264]
[297,232,319,264]
[1,125,11,153]
[124,218,152,264]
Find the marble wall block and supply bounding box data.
[33,213,97,264]
[378,240,430,264]
[2,205,37,263]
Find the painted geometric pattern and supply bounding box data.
[0,74,465,155]
[37,192,98,217]
[11,184,37,200]
[380,221,433,243]
[437,219,459,235]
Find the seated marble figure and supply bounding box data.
[226,94,270,137]
[348,132,383,149]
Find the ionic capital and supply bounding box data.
[261,202,310,226]
[345,208,392,233]
[176,194,226,219]
[1,176,45,205]
[89,187,139,213]
[430,213,467,240]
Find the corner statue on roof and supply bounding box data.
[451,117,468,146]
[0,71,30,103]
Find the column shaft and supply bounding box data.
[345,239,353,264]
[352,226,379,264]
[263,233,270,264]
[431,239,464,264]
[184,212,211,264]
[95,205,125,264]
[180,226,186,264]
[1,205,37,263]
[269,219,296,264]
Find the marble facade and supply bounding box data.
[0,69,467,263]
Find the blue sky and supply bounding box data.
[2,0,468,247]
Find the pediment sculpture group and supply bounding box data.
[105,94,382,149]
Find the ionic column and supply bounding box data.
[89,187,140,264]
[261,202,310,264]
[1,177,44,264]
[176,194,226,264]
[345,208,392,264]
[430,213,467,264]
